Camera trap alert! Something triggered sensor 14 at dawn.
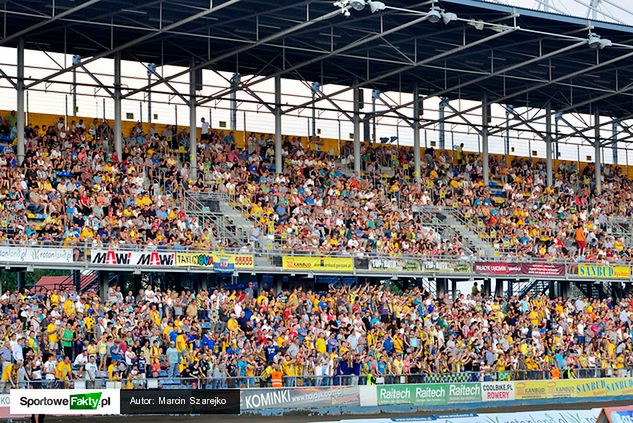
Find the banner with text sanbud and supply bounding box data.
[282,256,354,272]
[577,264,631,279]
[376,383,481,407]
[0,247,74,264]
[514,378,633,401]
[175,252,254,270]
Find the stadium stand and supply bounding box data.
[0,110,632,392]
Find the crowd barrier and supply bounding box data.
[2,377,633,417]
[2,243,633,280]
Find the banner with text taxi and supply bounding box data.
[175,252,254,271]
[282,256,354,272]
[576,264,631,279]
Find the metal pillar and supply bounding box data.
[546,103,553,187]
[353,86,361,176]
[494,279,504,297]
[189,62,198,180]
[114,52,122,161]
[72,57,78,117]
[311,82,320,138]
[16,38,25,166]
[17,271,25,292]
[439,98,447,150]
[274,76,282,174]
[612,120,618,164]
[73,270,81,293]
[413,85,421,184]
[229,73,240,131]
[505,106,512,157]
[555,112,562,160]
[482,95,489,186]
[595,109,601,194]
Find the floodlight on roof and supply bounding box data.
[468,19,485,30]
[368,1,386,13]
[348,0,366,11]
[588,32,612,49]
[442,12,458,24]
[427,7,442,23]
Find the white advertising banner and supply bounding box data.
[0,247,74,264]
[10,389,120,415]
[90,250,175,266]
[481,381,515,402]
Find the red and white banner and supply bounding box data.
[474,262,564,276]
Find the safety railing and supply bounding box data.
[3,368,632,392]
[0,238,632,280]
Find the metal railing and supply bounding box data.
[3,368,632,392]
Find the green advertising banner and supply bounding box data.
[376,383,481,406]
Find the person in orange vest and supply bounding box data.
[271,364,283,388]
[551,367,561,380]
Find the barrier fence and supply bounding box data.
[2,242,633,280]
[4,368,633,393]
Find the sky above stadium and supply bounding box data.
[487,0,633,26]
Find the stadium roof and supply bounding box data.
[4,0,633,118]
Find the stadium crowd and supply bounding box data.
[1,284,633,390]
[0,110,631,261]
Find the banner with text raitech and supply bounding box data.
[376,383,481,406]
[282,256,354,272]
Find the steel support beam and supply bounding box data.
[482,95,489,186]
[274,75,282,174]
[230,74,239,131]
[439,98,447,150]
[613,120,619,164]
[595,109,601,194]
[129,5,342,101]
[413,85,421,184]
[114,53,122,161]
[26,0,242,90]
[0,0,103,47]
[283,28,517,116]
[546,103,553,187]
[353,85,361,176]
[16,38,25,166]
[190,63,197,180]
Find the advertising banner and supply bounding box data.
[474,262,523,275]
[282,256,354,272]
[514,378,633,401]
[240,386,360,410]
[10,389,120,415]
[90,250,175,266]
[481,381,515,402]
[376,383,481,407]
[175,252,254,269]
[599,407,633,423]
[474,262,564,276]
[0,247,74,264]
[577,264,631,279]
[369,259,469,273]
